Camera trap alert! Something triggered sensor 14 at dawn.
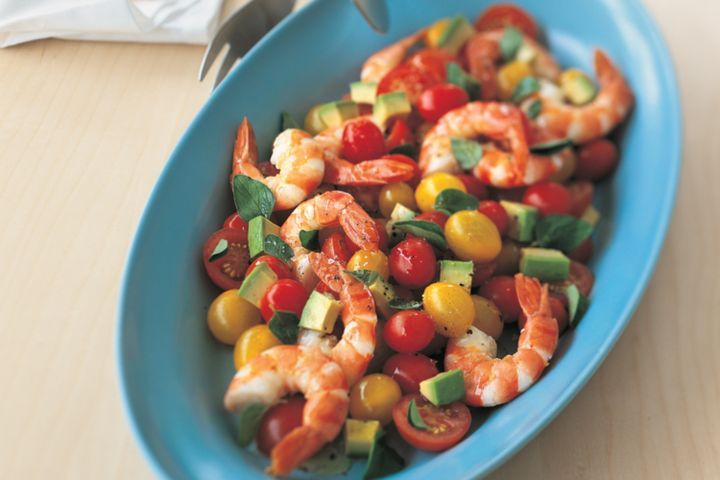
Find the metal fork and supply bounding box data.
[199,0,389,89]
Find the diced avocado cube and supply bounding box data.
[318,100,360,129]
[248,216,281,258]
[367,275,396,320]
[500,201,539,242]
[560,69,598,106]
[373,91,411,129]
[344,419,382,457]
[304,104,327,135]
[238,262,278,308]
[520,247,570,282]
[437,15,475,55]
[439,260,474,292]
[580,205,600,226]
[385,203,416,244]
[419,369,466,406]
[516,42,537,63]
[299,290,342,333]
[564,284,590,328]
[350,81,378,104]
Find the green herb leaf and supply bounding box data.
[433,188,479,215]
[393,220,447,250]
[564,284,590,327]
[500,26,524,61]
[301,439,352,475]
[264,234,294,263]
[363,437,405,480]
[208,238,228,262]
[407,399,428,430]
[299,230,320,251]
[535,214,594,253]
[389,143,416,158]
[232,174,275,221]
[526,99,542,119]
[451,138,483,170]
[446,62,481,100]
[389,298,423,310]
[529,138,573,155]
[344,269,380,286]
[511,76,540,103]
[268,310,299,344]
[280,111,300,131]
[236,403,269,447]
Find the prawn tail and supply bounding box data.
[232,117,259,174]
[514,274,548,318]
[268,426,326,476]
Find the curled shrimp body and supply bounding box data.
[232,117,325,211]
[360,29,426,83]
[224,345,349,476]
[534,49,634,144]
[419,102,530,188]
[445,274,558,407]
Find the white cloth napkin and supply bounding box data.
[0,0,223,47]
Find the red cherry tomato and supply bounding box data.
[246,255,293,280]
[569,261,595,296]
[415,211,449,229]
[382,353,439,394]
[568,238,593,263]
[382,154,421,186]
[385,119,414,151]
[341,118,387,163]
[475,4,539,38]
[203,228,250,290]
[417,84,469,123]
[392,394,471,452]
[522,182,571,216]
[223,213,249,233]
[314,281,338,299]
[477,200,509,235]
[322,232,353,264]
[479,275,521,322]
[457,174,488,200]
[471,261,497,287]
[405,48,456,83]
[518,296,569,333]
[383,311,436,353]
[389,237,437,289]
[377,64,439,105]
[255,396,306,456]
[576,139,619,181]
[259,279,309,322]
[566,181,594,217]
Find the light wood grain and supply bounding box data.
[0,0,718,478]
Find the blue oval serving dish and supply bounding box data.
[117,0,681,478]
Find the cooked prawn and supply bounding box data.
[232,117,325,211]
[481,142,577,185]
[281,191,380,289]
[360,29,426,83]
[534,49,634,144]
[465,29,561,101]
[445,274,558,407]
[224,345,349,476]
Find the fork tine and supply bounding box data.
[213,48,240,89]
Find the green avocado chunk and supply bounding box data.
[580,205,600,226]
[367,276,396,320]
[350,81,378,104]
[519,247,570,282]
[299,290,342,333]
[345,419,382,457]
[419,369,466,406]
[560,69,598,106]
[500,200,539,242]
[373,91,411,128]
[237,261,278,308]
[248,216,281,258]
[439,260,474,292]
[318,100,360,129]
[437,15,475,55]
[386,203,417,245]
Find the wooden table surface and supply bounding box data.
[1,0,718,478]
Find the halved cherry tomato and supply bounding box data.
[479,275,521,322]
[576,139,619,181]
[518,295,569,333]
[389,237,437,289]
[392,394,471,452]
[383,311,436,353]
[415,211,449,229]
[203,228,250,290]
[406,48,456,83]
[475,4,539,38]
[382,353,439,394]
[259,279,309,322]
[457,174,488,200]
[566,180,594,217]
[477,200,509,236]
[256,396,306,456]
[569,261,595,296]
[246,255,293,280]
[522,182,571,216]
[322,232,353,264]
[385,119,414,151]
[223,213,249,233]
[417,84,469,123]
[377,64,439,104]
[341,118,387,163]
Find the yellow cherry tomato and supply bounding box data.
[347,249,390,280]
[350,374,402,425]
[414,173,466,213]
[423,282,475,337]
[207,290,262,345]
[425,18,451,47]
[497,60,534,99]
[233,324,281,370]
[378,182,417,218]
[445,210,501,263]
[471,295,503,339]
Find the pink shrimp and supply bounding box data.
[360,28,426,83]
[445,274,559,407]
[224,345,349,476]
[231,117,325,211]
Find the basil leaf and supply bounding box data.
[236,403,268,447]
[264,234,294,263]
[299,230,320,251]
[526,99,542,119]
[451,138,483,170]
[268,310,299,344]
[511,76,540,103]
[232,174,275,221]
[363,437,405,480]
[500,26,523,61]
[407,399,428,430]
[446,62,481,100]
[301,439,352,475]
[535,214,593,253]
[280,111,300,131]
[208,238,228,262]
[529,138,573,155]
[433,188,479,215]
[389,298,423,310]
[393,220,447,250]
[564,283,590,327]
[344,269,380,286]
[389,143,416,158]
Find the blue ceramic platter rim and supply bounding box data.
[117,0,682,478]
